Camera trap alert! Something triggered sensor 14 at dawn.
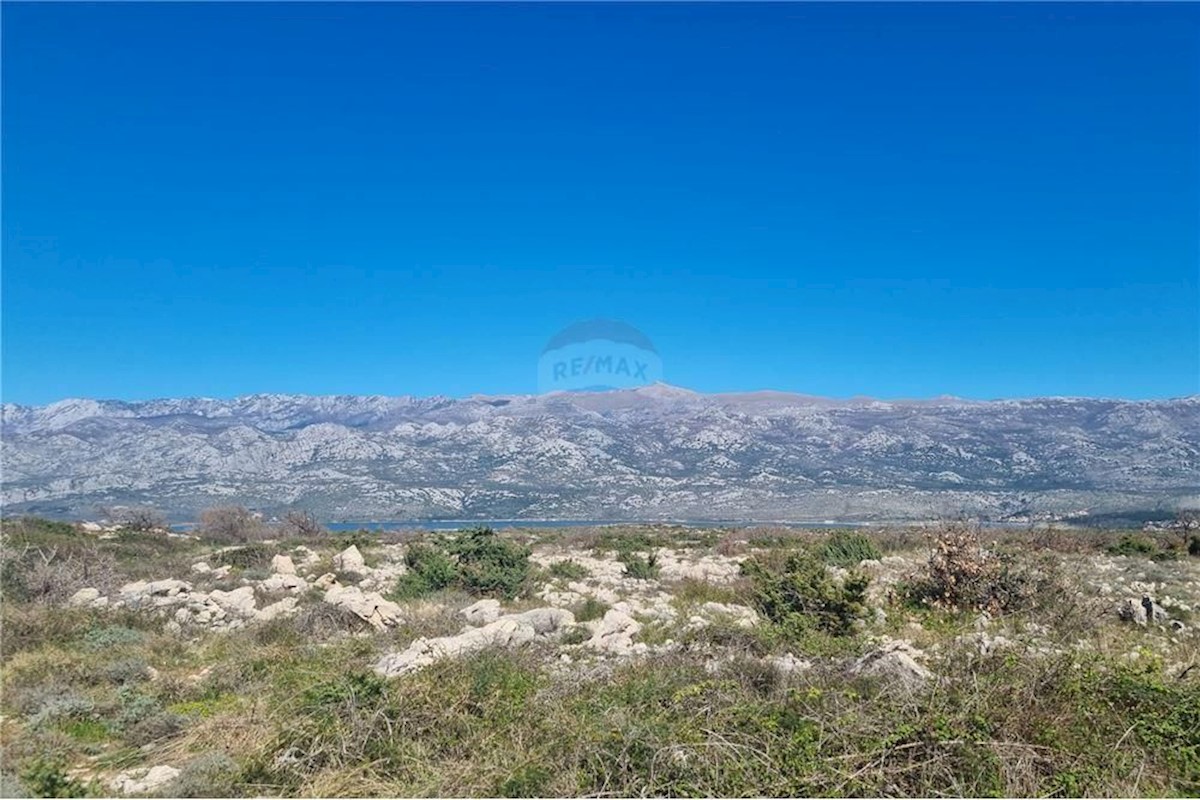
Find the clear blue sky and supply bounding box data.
[3,2,1198,405]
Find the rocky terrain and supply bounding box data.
[2,518,1198,797]
[3,385,1197,522]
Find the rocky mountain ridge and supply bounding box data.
[3,385,1197,522]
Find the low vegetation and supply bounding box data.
[1,516,1197,797]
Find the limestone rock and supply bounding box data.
[68,587,102,607]
[849,640,933,689]
[110,765,180,795]
[334,545,367,576]
[323,584,402,630]
[584,609,642,655]
[460,599,503,626]
[270,554,297,575]
[208,586,257,617]
[375,607,575,677]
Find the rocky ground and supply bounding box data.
[2,519,1198,797]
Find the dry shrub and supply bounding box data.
[899,522,1050,615]
[197,506,267,543]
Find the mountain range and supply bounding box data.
[2,384,1197,523]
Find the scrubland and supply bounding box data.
[1,517,1198,797]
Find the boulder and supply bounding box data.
[323,585,402,630]
[460,598,503,626]
[270,554,297,575]
[67,587,102,607]
[584,609,642,655]
[110,765,180,795]
[256,597,299,622]
[190,562,212,574]
[260,573,306,593]
[334,545,367,576]
[849,640,933,690]
[208,586,257,617]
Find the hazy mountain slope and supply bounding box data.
[2,387,1197,521]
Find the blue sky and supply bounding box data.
[3,2,1197,404]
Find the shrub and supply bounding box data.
[112,506,167,532]
[899,523,1047,615]
[197,506,265,543]
[102,658,152,685]
[819,531,881,567]
[547,559,589,581]
[82,625,144,651]
[124,711,187,747]
[165,752,241,798]
[620,551,660,580]
[573,597,610,623]
[1188,535,1200,558]
[391,528,535,601]
[279,510,325,539]
[741,549,868,636]
[18,758,85,798]
[211,543,275,570]
[391,542,460,599]
[449,526,534,599]
[1108,534,1161,558]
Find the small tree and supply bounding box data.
[113,507,166,533]
[1175,509,1200,553]
[197,506,264,543]
[279,510,325,539]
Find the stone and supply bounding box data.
[849,640,933,690]
[110,765,180,795]
[208,586,257,617]
[584,609,642,655]
[768,653,813,675]
[375,607,576,677]
[1118,598,1148,625]
[191,562,212,574]
[323,584,402,630]
[314,572,339,589]
[260,573,306,593]
[334,545,367,576]
[460,598,503,626]
[256,597,299,622]
[270,554,297,575]
[67,587,101,607]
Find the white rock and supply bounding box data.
[270,554,297,575]
[375,608,575,677]
[699,602,759,628]
[191,562,212,574]
[460,598,503,626]
[334,545,367,575]
[110,765,180,795]
[256,597,299,622]
[67,587,101,607]
[260,573,306,593]
[769,653,813,675]
[585,609,642,655]
[323,584,402,630]
[208,586,257,617]
[849,640,933,689]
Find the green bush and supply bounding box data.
[741,550,868,636]
[819,531,882,567]
[390,528,535,601]
[82,625,144,652]
[620,551,660,580]
[165,751,242,798]
[1188,535,1200,557]
[449,527,534,599]
[211,543,275,570]
[573,597,610,623]
[547,559,589,581]
[18,758,86,798]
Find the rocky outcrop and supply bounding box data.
[110,765,179,795]
[849,640,933,689]
[375,607,575,677]
[322,583,402,630]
